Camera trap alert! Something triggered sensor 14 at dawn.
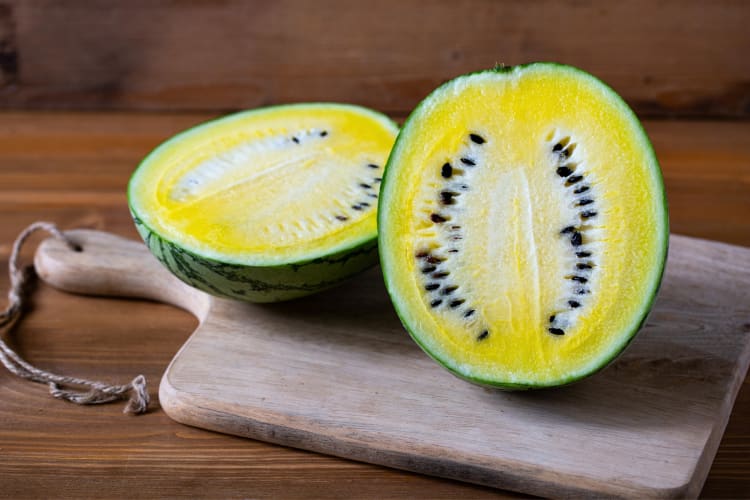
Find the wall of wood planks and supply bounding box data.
[0,0,748,117]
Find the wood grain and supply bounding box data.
[33,229,750,498]
[0,111,748,498]
[1,1,749,117]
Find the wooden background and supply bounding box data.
[0,1,749,498]
[1,0,749,117]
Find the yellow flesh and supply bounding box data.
[130,104,397,265]
[382,67,666,385]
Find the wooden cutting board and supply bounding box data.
[35,230,750,498]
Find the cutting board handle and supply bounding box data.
[34,229,209,319]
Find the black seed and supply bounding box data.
[373,177,382,182]
[441,163,453,178]
[335,215,348,221]
[568,300,581,308]
[320,131,328,137]
[360,183,372,189]
[570,232,583,246]
[571,275,588,283]
[432,271,450,279]
[580,210,598,219]
[559,149,570,159]
[430,299,443,307]
[553,143,564,152]
[440,191,457,205]
[470,133,486,144]
[451,225,461,230]
[449,299,465,308]
[556,166,573,177]
[360,202,370,207]
[368,163,379,169]
[576,251,592,258]
[549,327,565,336]
[576,288,590,295]
[577,199,594,206]
[441,286,458,295]
[566,175,583,185]
[460,157,476,166]
[477,330,490,341]
[421,265,437,273]
[549,314,556,323]
[368,193,378,198]
[574,185,590,194]
[425,283,440,291]
[427,255,445,264]
[576,263,593,270]
[448,248,459,253]
[459,184,469,190]
[416,251,429,258]
[464,309,476,318]
[431,213,447,223]
[352,204,362,210]
[450,235,462,241]
[561,225,576,234]
[292,137,300,144]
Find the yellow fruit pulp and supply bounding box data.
[130,104,398,265]
[380,65,667,386]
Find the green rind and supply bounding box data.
[133,213,379,303]
[378,62,669,390]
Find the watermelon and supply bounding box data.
[378,64,669,388]
[128,103,398,302]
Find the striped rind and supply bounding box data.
[133,213,379,303]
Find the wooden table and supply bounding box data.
[0,112,748,498]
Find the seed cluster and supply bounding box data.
[547,135,599,337]
[289,128,329,144]
[289,129,383,225]
[332,163,382,222]
[416,132,489,342]
[289,129,383,224]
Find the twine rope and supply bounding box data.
[0,222,149,415]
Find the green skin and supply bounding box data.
[378,63,670,390]
[132,213,379,303]
[128,103,398,303]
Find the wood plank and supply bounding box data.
[1,1,748,117]
[645,121,750,247]
[0,112,748,498]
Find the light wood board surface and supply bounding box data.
[34,229,750,498]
